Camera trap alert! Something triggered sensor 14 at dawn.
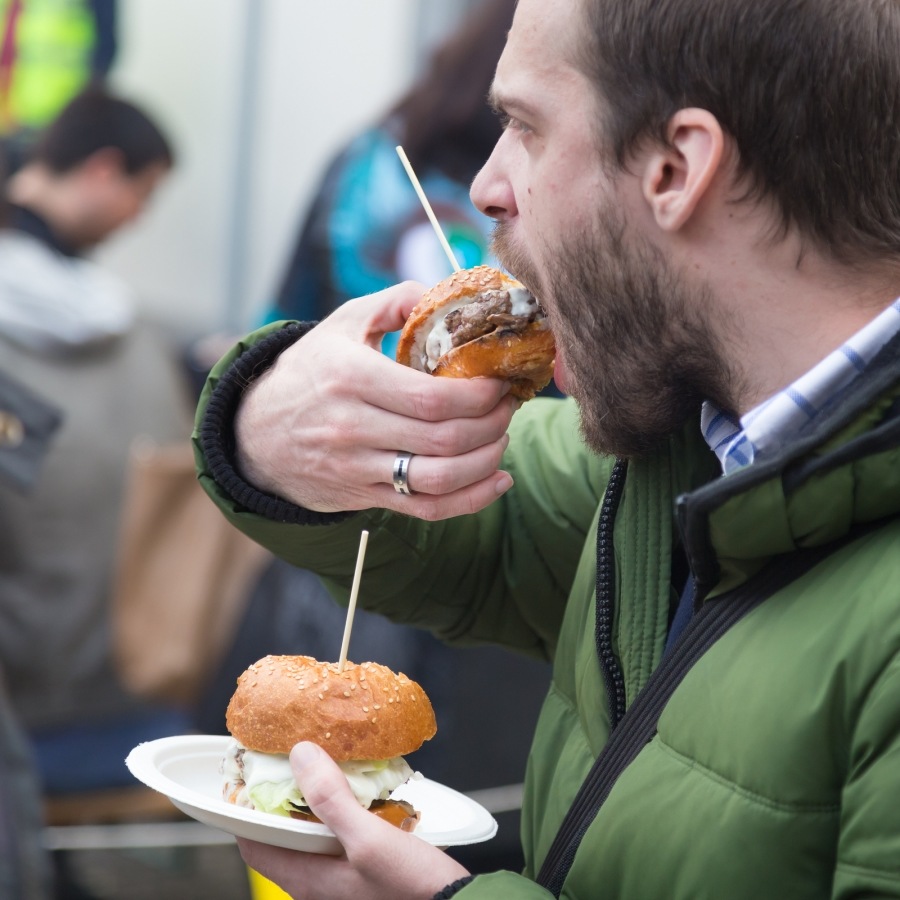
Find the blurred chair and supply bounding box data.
[44,785,182,828]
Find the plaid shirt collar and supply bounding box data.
[701,298,900,475]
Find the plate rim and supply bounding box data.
[126,734,498,849]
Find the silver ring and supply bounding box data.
[392,451,414,495]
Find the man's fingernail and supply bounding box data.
[495,472,514,495]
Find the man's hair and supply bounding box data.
[576,0,900,263]
[29,86,174,175]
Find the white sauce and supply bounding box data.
[413,298,471,372]
[508,286,538,316]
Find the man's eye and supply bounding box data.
[501,114,531,135]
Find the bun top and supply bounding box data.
[225,655,437,761]
[414,265,520,321]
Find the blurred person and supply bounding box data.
[0,0,117,174]
[0,86,192,819]
[0,368,61,900]
[196,0,900,897]
[265,0,516,361]
[0,147,57,900]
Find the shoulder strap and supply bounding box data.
[536,520,883,897]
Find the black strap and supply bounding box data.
[535,522,881,897]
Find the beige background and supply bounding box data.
[94,1,477,334]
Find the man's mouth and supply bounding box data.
[552,344,569,395]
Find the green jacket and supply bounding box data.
[195,324,900,899]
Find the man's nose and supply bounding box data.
[470,139,517,222]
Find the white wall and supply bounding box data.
[95,0,422,335]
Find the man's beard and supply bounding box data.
[493,208,737,458]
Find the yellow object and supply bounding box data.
[247,867,292,900]
[0,0,97,134]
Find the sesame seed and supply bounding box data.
[371,716,377,723]
[343,691,350,697]
[318,693,324,700]
[388,698,394,703]
[363,706,369,712]
[373,704,381,710]
[411,695,417,701]
[351,683,357,691]
[325,732,331,739]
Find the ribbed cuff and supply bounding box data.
[431,876,475,899]
[199,321,355,525]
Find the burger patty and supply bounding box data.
[289,798,420,831]
[444,289,542,349]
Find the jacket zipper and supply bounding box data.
[595,458,629,729]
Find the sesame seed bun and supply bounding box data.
[225,655,437,761]
[396,265,555,401]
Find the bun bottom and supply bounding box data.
[224,790,420,832]
[434,323,555,400]
[290,798,420,832]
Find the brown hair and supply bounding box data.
[576,0,900,263]
[389,0,517,183]
[30,85,174,176]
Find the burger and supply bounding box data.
[396,265,555,400]
[221,655,436,831]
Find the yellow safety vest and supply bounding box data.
[0,0,97,134]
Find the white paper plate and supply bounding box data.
[126,735,497,855]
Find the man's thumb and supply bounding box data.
[290,742,367,837]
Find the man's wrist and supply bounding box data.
[199,321,354,525]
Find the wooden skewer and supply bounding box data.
[396,144,461,273]
[338,530,369,672]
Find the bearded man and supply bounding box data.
[194,0,900,897]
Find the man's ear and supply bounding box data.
[79,146,127,182]
[640,108,724,232]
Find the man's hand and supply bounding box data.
[234,281,517,520]
[237,742,470,900]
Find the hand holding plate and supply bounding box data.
[237,741,470,900]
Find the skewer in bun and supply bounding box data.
[396,265,555,400]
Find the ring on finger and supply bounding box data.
[392,451,414,495]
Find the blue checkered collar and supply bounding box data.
[701,298,900,475]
